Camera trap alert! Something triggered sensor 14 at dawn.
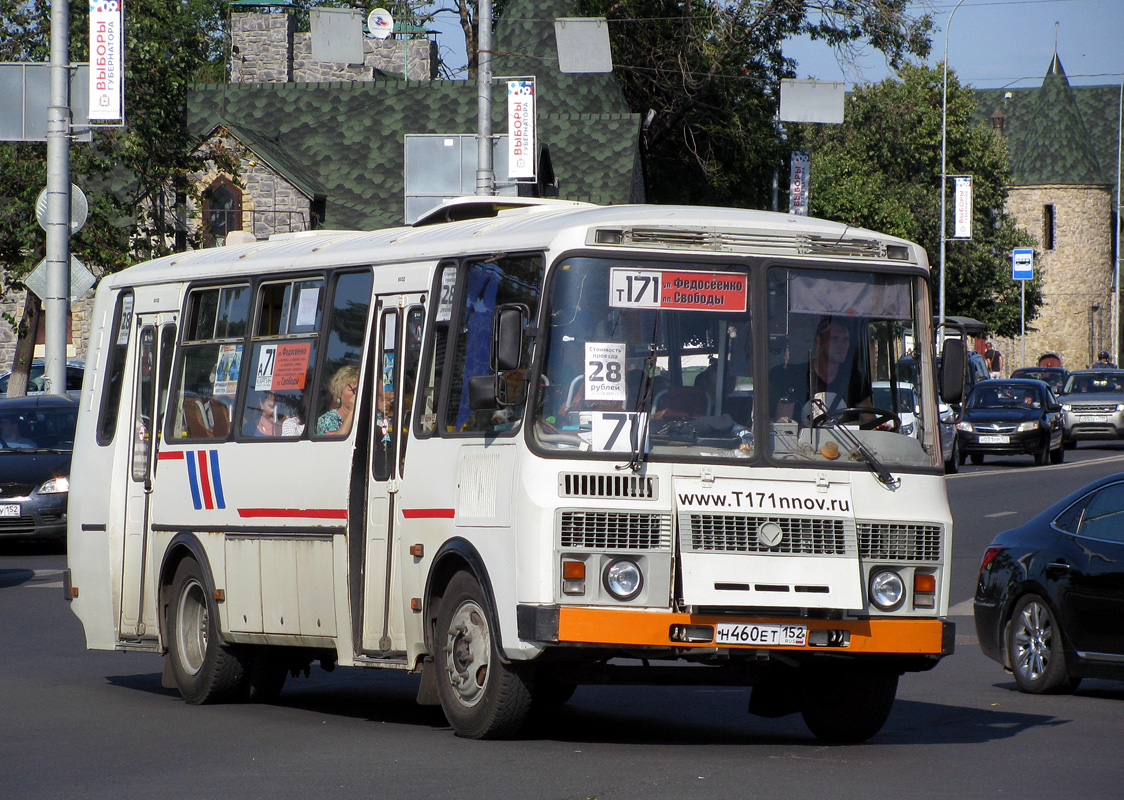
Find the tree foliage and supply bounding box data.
[571,0,932,207]
[799,65,1041,337]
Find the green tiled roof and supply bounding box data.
[187,0,641,229]
[974,55,1117,187]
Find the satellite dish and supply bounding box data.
[367,8,394,39]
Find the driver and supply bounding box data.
[770,317,874,425]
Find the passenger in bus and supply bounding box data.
[317,365,359,436]
[770,316,874,425]
[182,395,232,439]
[243,390,286,437]
[0,415,36,448]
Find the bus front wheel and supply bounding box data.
[434,571,533,739]
[800,663,898,743]
[166,557,246,704]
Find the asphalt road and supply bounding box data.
[3,444,1123,800]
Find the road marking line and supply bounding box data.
[946,451,1124,479]
[984,511,1016,518]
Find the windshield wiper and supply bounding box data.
[809,398,900,489]
[618,341,658,474]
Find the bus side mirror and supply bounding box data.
[493,304,526,372]
[468,375,501,410]
[940,338,966,406]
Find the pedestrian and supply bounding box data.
[1092,350,1117,369]
[984,341,1003,379]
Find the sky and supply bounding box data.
[784,0,1124,90]
[426,0,1123,90]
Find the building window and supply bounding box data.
[1043,204,1055,251]
[203,176,243,247]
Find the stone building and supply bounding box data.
[976,56,1121,371]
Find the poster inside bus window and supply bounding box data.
[213,344,242,396]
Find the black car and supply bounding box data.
[955,379,1064,466]
[1010,366,1069,396]
[974,473,1124,693]
[0,395,78,543]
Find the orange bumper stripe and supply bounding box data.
[557,606,951,655]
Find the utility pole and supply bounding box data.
[45,0,72,394]
[475,0,495,195]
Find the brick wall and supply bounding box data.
[996,184,1116,372]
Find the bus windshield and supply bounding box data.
[531,257,937,470]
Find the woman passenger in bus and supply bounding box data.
[317,365,359,436]
[243,390,286,437]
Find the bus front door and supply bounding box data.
[119,317,176,640]
[358,300,418,655]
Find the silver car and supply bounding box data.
[1060,369,1124,446]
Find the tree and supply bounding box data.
[799,64,1041,337]
[569,0,933,207]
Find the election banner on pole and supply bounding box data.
[507,79,536,180]
[789,151,810,216]
[89,1,124,124]
[952,175,973,239]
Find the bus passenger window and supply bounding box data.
[313,271,372,439]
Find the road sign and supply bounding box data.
[36,184,89,235]
[24,256,97,307]
[1012,248,1034,281]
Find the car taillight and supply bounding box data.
[977,545,1002,583]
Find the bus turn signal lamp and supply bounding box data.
[913,572,936,609]
[562,560,586,595]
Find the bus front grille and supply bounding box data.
[683,514,852,556]
[857,522,943,562]
[558,510,671,550]
[559,473,657,500]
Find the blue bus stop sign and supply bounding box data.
[1012,248,1034,281]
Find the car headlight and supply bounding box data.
[956,421,973,432]
[1062,403,1072,411]
[870,569,905,611]
[38,476,69,494]
[1117,404,1124,412]
[603,559,643,601]
[1017,421,1040,432]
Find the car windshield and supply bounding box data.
[1063,372,1124,394]
[0,405,77,451]
[1013,369,1065,392]
[967,383,1042,409]
[531,257,938,470]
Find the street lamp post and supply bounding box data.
[939,0,967,334]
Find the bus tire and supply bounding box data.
[434,571,532,739]
[800,663,898,743]
[167,557,246,704]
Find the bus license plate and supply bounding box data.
[715,623,807,647]
[979,435,1009,444]
[0,504,20,517]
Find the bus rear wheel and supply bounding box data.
[434,571,532,739]
[800,663,898,743]
[166,557,246,704]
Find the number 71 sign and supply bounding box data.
[592,412,649,453]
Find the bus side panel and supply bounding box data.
[67,286,130,650]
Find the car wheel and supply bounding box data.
[1007,595,1079,694]
[434,571,533,739]
[1064,437,1076,450]
[945,438,959,474]
[800,663,899,743]
[970,453,984,465]
[166,557,247,704]
[1049,437,1065,464]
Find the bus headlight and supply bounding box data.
[603,559,643,601]
[869,569,905,611]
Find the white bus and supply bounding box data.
[66,200,962,742]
